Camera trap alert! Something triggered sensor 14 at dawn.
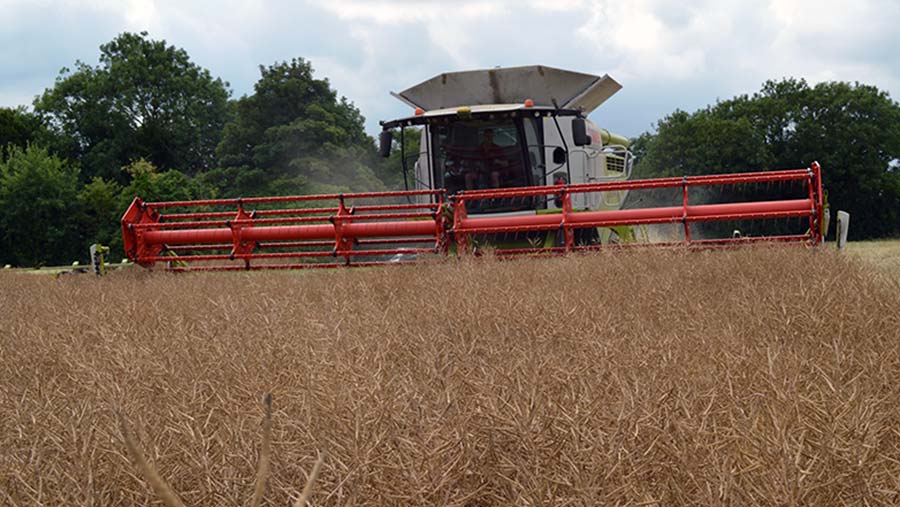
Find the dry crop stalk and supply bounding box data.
[294,452,326,507]
[116,409,188,507]
[117,393,323,507]
[248,393,273,507]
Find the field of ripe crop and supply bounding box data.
[848,239,900,281]
[2,247,899,506]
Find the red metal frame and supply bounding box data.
[121,189,447,270]
[121,164,825,271]
[450,165,824,255]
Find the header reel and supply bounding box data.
[121,163,826,271]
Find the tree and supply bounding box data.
[118,158,207,206]
[106,159,210,258]
[634,79,900,239]
[0,145,83,266]
[377,127,422,190]
[632,110,773,178]
[34,32,231,183]
[77,176,122,253]
[0,107,52,160]
[210,58,384,196]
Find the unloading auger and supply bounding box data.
[121,66,827,271]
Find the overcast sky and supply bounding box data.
[2,0,899,137]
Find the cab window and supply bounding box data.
[431,119,527,195]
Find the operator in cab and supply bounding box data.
[465,128,507,189]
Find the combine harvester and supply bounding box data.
[121,66,826,271]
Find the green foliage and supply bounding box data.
[0,148,218,267]
[377,127,422,190]
[198,165,275,198]
[214,58,384,195]
[104,159,209,259]
[0,107,53,160]
[34,31,231,183]
[77,176,122,251]
[118,158,208,206]
[4,39,420,265]
[633,110,772,178]
[635,79,900,239]
[0,145,83,266]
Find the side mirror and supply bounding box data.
[378,130,393,158]
[552,147,566,165]
[572,118,590,146]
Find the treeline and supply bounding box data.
[0,32,406,266]
[3,32,899,266]
[633,79,900,240]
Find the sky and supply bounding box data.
[2,0,899,138]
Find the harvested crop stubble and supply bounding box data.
[1,248,899,506]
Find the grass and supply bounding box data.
[1,247,899,505]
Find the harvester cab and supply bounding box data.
[380,66,634,244]
[121,65,827,271]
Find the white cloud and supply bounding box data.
[226,0,900,133]
[571,0,900,97]
[0,89,36,109]
[309,0,508,67]
[311,0,504,24]
[764,0,900,90]
[121,0,160,29]
[526,0,586,11]
[1,0,899,137]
